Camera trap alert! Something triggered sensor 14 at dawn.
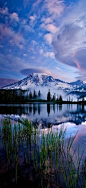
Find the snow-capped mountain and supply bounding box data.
[3,73,72,91]
[3,73,86,100]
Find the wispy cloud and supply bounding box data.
[29,14,37,26]
[0,0,86,82]
[39,49,43,55]
[0,7,23,48]
[44,0,65,18]
[0,77,19,88]
[0,53,29,74]
[41,17,52,24]
[32,0,42,9]
[0,7,8,15]
[41,23,58,34]
[0,23,25,48]
[52,0,86,76]
[41,21,58,44]
[0,7,19,22]
[39,1,64,49]
[10,12,19,22]
[44,33,53,44]
[20,68,52,76]
[29,14,37,21]
[45,24,58,33]
[44,52,55,59]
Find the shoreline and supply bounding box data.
[0,100,86,105]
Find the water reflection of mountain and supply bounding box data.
[0,103,86,126]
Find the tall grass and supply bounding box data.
[1,118,86,187]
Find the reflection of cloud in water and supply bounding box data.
[1,105,86,171]
[39,121,86,170]
[56,121,86,138]
[1,103,86,126]
[20,104,86,125]
[55,122,86,169]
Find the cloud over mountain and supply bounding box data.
[0,0,86,85]
[20,68,52,76]
[0,77,19,88]
[52,0,86,78]
[52,23,86,69]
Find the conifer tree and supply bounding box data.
[33,90,37,98]
[52,93,56,101]
[29,91,32,99]
[59,95,63,102]
[47,89,51,101]
[38,90,41,98]
[82,96,85,102]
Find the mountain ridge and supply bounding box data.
[3,73,86,100]
[3,73,70,90]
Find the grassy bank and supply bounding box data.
[0,118,86,187]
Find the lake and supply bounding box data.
[0,103,86,187]
[0,103,86,124]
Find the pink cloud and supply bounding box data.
[0,24,25,48]
[41,17,52,24]
[0,77,19,88]
[0,24,14,38]
[74,60,82,70]
[12,33,25,46]
[20,68,53,76]
[44,51,55,59]
[40,22,58,35]
[0,7,19,23]
[10,12,19,22]
[0,7,8,15]
[44,0,65,18]
[44,33,53,44]
[45,24,58,33]
[74,49,86,71]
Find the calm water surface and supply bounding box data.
[0,103,86,187]
[0,103,86,145]
[0,103,86,141]
[0,103,86,124]
[0,103,86,155]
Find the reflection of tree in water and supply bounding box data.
[59,104,62,111]
[38,104,40,115]
[57,104,58,112]
[33,104,37,115]
[1,104,86,126]
[77,104,81,111]
[69,104,86,125]
[29,104,32,114]
[53,104,55,113]
[82,104,84,112]
[25,106,28,114]
[47,104,50,116]
[0,106,25,115]
[67,103,71,110]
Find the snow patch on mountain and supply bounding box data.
[3,73,86,100]
[3,73,71,90]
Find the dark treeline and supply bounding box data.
[0,89,27,103]
[0,89,41,103]
[0,89,63,103]
[47,89,63,102]
[0,89,86,104]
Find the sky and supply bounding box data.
[0,0,86,88]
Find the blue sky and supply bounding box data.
[0,0,86,88]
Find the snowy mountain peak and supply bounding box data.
[3,73,67,90]
[70,80,84,86]
[3,73,86,100]
[25,73,55,86]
